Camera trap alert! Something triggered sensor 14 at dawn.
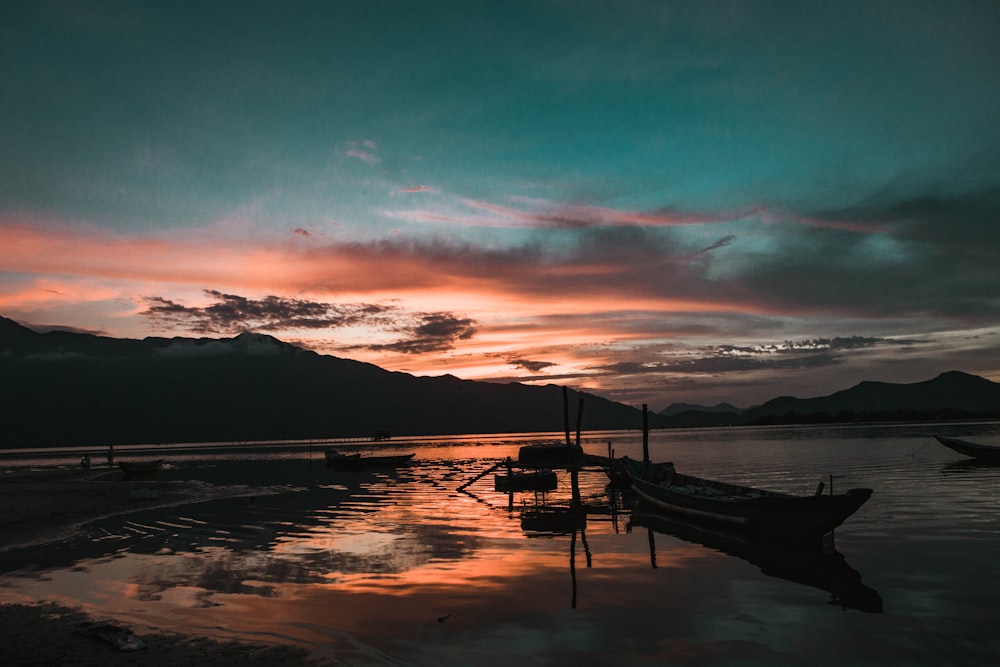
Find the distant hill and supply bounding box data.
[5,315,998,447]
[0,316,663,448]
[658,371,1000,428]
[659,402,744,417]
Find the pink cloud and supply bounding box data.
[346,149,380,164]
[391,196,749,229]
[388,195,888,234]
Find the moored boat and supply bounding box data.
[934,435,1000,461]
[517,443,583,468]
[621,457,872,538]
[324,449,415,470]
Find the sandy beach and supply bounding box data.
[0,466,325,666]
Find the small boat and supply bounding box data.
[324,449,415,470]
[621,457,872,538]
[495,469,558,492]
[118,459,164,475]
[517,443,583,467]
[934,435,1000,461]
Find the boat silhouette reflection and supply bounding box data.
[629,505,883,613]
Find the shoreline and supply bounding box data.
[0,466,325,664]
[0,466,284,553]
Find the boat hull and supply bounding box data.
[935,436,1000,461]
[517,443,584,467]
[622,458,872,539]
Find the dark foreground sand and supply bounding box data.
[0,602,323,666]
[0,467,327,666]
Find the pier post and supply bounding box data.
[642,404,649,463]
[563,386,571,446]
[575,398,584,448]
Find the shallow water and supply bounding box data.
[3,422,1000,665]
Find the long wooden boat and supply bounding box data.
[934,435,1000,461]
[118,459,164,475]
[621,457,872,538]
[324,449,415,470]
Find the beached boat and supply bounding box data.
[934,435,1000,461]
[495,469,558,492]
[620,457,872,538]
[324,450,415,470]
[118,459,164,475]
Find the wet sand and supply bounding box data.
[0,466,324,665]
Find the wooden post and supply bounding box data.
[642,404,649,463]
[563,386,571,446]
[575,398,584,448]
[507,457,514,512]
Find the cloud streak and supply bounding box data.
[3,177,1000,408]
[140,290,478,356]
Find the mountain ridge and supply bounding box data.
[659,370,1000,428]
[0,316,662,447]
[3,316,998,446]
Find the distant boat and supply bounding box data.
[935,435,1000,461]
[621,457,872,539]
[118,459,164,475]
[324,449,415,470]
[495,469,558,492]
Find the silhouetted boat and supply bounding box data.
[324,450,415,470]
[934,435,1000,461]
[495,469,558,492]
[630,508,883,613]
[621,457,872,538]
[118,459,164,475]
[517,443,583,467]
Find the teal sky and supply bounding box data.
[3,1,1000,408]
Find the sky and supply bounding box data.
[3,0,1000,410]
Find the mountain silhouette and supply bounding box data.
[0,316,661,448]
[659,402,744,417]
[659,370,1000,428]
[4,316,998,447]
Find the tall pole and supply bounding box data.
[642,403,649,463]
[563,386,571,446]
[575,398,584,448]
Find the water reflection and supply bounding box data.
[628,507,883,613]
[9,426,1000,664]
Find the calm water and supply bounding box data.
[3,422,1000,666]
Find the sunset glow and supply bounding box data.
[3,2,1000,408]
